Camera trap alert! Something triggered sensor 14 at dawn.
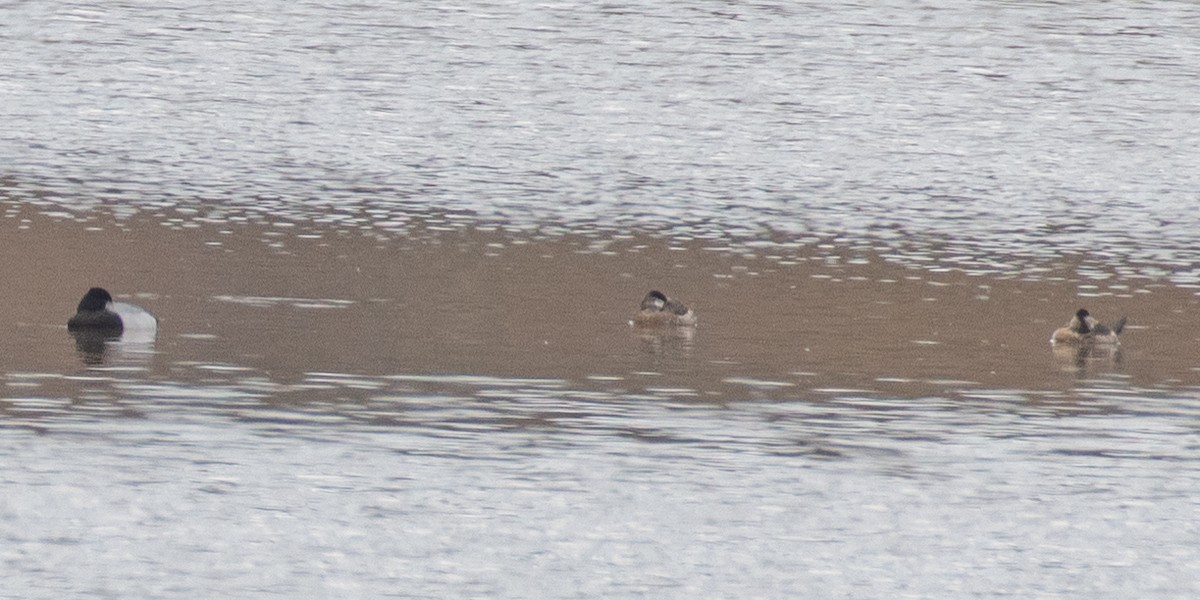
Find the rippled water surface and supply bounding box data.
[4,1,1200,597]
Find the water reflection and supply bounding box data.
[69,329,118,366]
[1052,343,1125,377]
[632,325,695,357]
[69,328,156,368]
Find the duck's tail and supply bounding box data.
[1111,316,1128,335]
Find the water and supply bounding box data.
[4,1,1200,597]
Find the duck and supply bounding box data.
[632,290,697,327]
[1050,308,1126,346]
[67,287,158,334]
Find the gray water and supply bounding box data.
[4,0,1200,597]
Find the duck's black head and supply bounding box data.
[1074,308,1092,334]
[77,287,114,312]
[641,290,668,311]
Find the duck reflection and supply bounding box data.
[70,327,157,366]
[1052,341,1124,375]
[633,324,695,358]
[71,329,119,365]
